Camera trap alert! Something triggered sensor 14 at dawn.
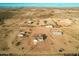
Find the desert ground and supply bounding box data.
[0,8,79,56]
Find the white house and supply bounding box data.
[52,31,63,36]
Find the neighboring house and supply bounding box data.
[18,32,26,37]
[18,31,30,38]
[51,29,63,36]
[32,34,47,45]
[45,25,53,28]
[52,31,63,36]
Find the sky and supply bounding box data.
[0,3,79,8]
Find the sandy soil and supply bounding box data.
[0,8,79,56]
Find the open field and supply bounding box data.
[0,8,79,56]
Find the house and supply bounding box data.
[32,34,47,45]
[50,28,64,37]
[18,31,30,38]
[52,31,63,36]
[45,25,53,28]
[27,20,34,24]
[18,32,26,37]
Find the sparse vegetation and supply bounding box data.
[0,8,79,55]
[0,11,15,24]
[16,42,21,46]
